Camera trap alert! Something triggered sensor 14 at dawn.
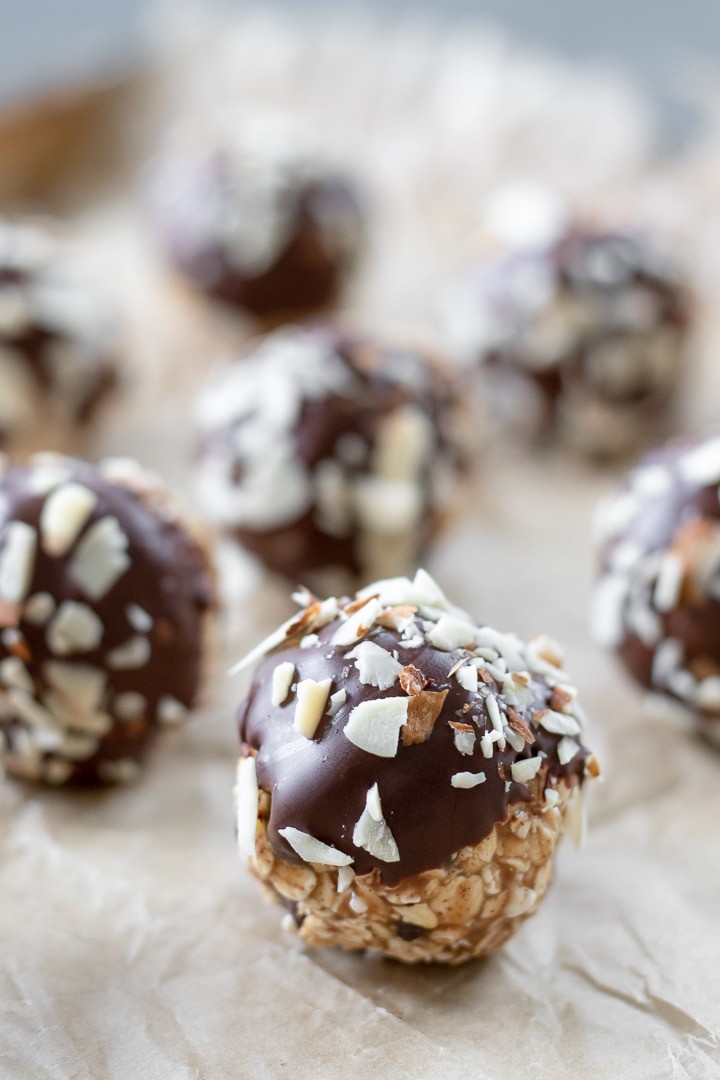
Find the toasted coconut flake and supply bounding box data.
[331,597,381,646]
[271,661,295,706]
[344,697,408,757]
[293,677,332,739]
[235,757,259,859]
[279,826,353,867]
[511,756,544,783]
[557,736,580,765]
[0,522,36,604]
[47,602,103,655]
[549,685,575,713]
[451,770,486,788]
[506,706,535,745]
[402,688,449,746]
[352,784,400,863]
[348,640,402,690]
[39,483,98,557]
[399,663,428,696]
[327,688,346,717]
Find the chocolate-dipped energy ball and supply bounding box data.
[151,113,363,319]
[445,188,691,456]
[196,325,462,588]
[234,569,598,964]
[0,219,118,454]
[0,454,216,785]
[592,435,720,743]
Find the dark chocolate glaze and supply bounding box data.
[201,327,459,583]
[0,458,215,783]
[600,440,720,714]
[238,616,589,886]
[478,228,691,443]
[155,154,363,319]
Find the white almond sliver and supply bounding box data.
[537,710,581,736]
[331,598,381,647]
[343,697,409,757]
[327,688,346,717]
[293,678,332,739]
[653,553,684,614]
[0,521,36,603]
[455,664,478,693]
[557,736,580,765]
[235,757,259,859]
[39,483,98,557]
[271,661,295,706]
[126,604,153,633]
[352,784,400,863]
[427,614,478,652]
[451,771,486,788]
[106,636,151,671]
[347,640,402,690]
[454,729,476,756]
[47,602,104,655]
[279,826,353,867]
[511,756,544,783]
[337,865,355,893]
[70,516,131,600]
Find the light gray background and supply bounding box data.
[1,0,719,138]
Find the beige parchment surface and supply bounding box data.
[2,9,720,1079]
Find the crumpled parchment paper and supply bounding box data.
[1,7,720,1078]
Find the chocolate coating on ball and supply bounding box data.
[196,325,462,586]
[0,220,118,450]
[593,436,720,722]
[151,118,363,319]
[0,455,215,785]
[448,207,690,455]
[237,571,593,886]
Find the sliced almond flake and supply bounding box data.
[344,592,380,616]
[480,732,494,758]
[158,696,188,725]
[0,522,36,603]
[106,636,151,670]
[349,892,368,913]
[549,684,576,713]
[402,688,449,746]
[506,706,535,745]
[271,661,296,706]
[451,770,486,789]
[300,633,320,650]
[293,678,332,739]
[279,826,353,867]
[511,756,544,783]
[337,865,355,893]
[474,627,527,672]
[399,664,428,696]
[23,592,55,626]
[427,614,478,652]
[557,736,580,765]
[39,483,98,557]
[7,688,57,731]
[70,517,131,601]
[47,602,104,655]
[327,688,346,718]
[505,728,525,753]
[454,729,476,756]
[544,788,559,807]
[654,553,684,613]
[344,697,408,757]
[455,664,478,693]
[126,604,153,633]
[348,640,402,690]
[352,784,400,863]
[44,661,106,713]
[235,756,259,859]
[536,710,581,737]
[331,597,381,647]
[114,692,146,721]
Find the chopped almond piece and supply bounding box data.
[400,664,428,696]
[402,688,448,745]
[506,706,535,745]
